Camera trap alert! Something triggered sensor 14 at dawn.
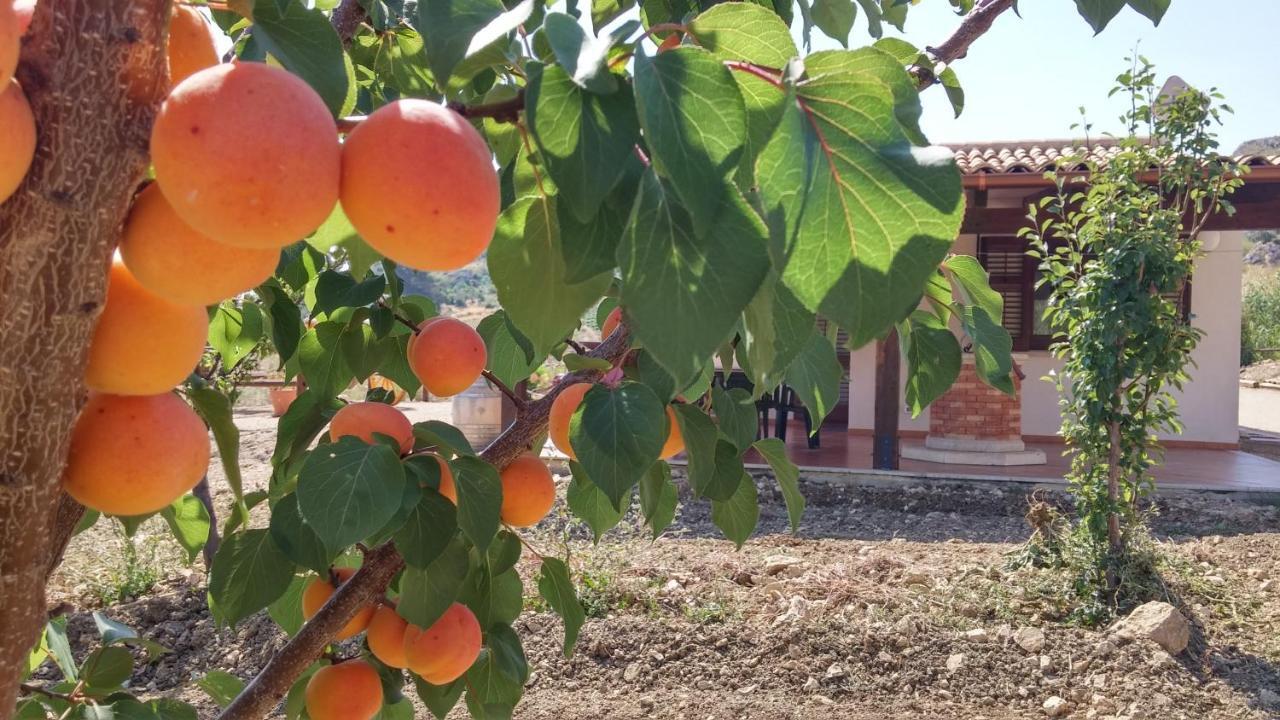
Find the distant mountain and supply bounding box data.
[397,259,498,309]
[1235,136,1280,155]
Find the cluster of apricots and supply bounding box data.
[20,5,501,519]
[549,383,685,463]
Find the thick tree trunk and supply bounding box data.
[0,2,169,716]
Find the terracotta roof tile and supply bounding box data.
[946,139,1280,175]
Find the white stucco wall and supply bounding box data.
[845,228,1244,447]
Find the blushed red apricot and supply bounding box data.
[63,393,211,516]
[329,401,414,455]
[408,317,486,398]
[0,78,34,204]
[402,603,482,685]
[366,604,409,669]
[118,184,278,306]
[167,5,219,88]
[340,99,499,271]
[547,382,591,460]
[304,660,383,720]
[601,306,622,339]
[0,0,17,86]
[84,257,208,395]
[659,406,684,459]
[499,453,556,527]
[150,62,340,249]
[301,568,375,640]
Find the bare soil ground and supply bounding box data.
[40,401,1280,720]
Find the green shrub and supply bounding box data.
[1242,272,1280,366]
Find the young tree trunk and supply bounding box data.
[1105,418,1124,589]
[0,2,169,715]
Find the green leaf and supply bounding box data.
[631,350,677,403]
[752,438,804,532]
[271,390,344,466]
[44,617,76,681]
[710,473,758,549]
[811,0,855,46]
[415,676,466,720]
[537,558,585,656]
[700,438,747,501]
[451,456,503,552]
[742,272,814,392]
[688,3,796,66]
[638,460,678,538]
[939,67,964,118]
[417,0,533,88]
[619,172,770,383]
[852,0,883,37]
[633,47,746,238]
[568,382,666,508]
[268,493,334,574]
[251,0,349,115]
[296,437,406,550]
[556,187,628,283]
[488,196,612,357]
[259,282,305,366]
[297,322,356,398]
[81,646,133,690]
[414,420,476,457]
[670,404,718,496]
[593,0,636,27]
[394,490,458,568]
[374,334,422,399]
[461,566,523,628]
[944,254,1003,322]
[711,385,757,452]
[1126,0,1169,24]
[267,575,308,636]
[900,311,962,417]
[565,462,628,542]
[541,14,617,94]
[784,332,842,428]
[313,270,386,316]
[477,311,539,390]
[466,628,526,708]
[527,64,638,223]
[1073,0,1126,32]
[91,613,137,647]
[208,302,263,371]
[756,49,964,348]
[187,386,243,503]
[160,495,210,564]
[398,535,472,628]
[197,671,245,709]
[960,305,1015,395]
[208,529,296,626]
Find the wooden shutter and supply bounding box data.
[977,236,1032,351]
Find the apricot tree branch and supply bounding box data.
[330,0,368,47]
[481,370,526,411]
[375,299,420,333]
[216,325,633,720]
[913,0,1016,90]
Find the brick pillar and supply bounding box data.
[926,362,1024,450]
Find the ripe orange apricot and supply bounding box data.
[402,602,482,685]
[0,0,16,86]
[301,568,376,640]
[340,99,499,271]
[329,401,413,455]
[167,5,218,88]
[118,184,278,306]
[304,659,383,720]
[422,454,457,504]
[601,306,622,339]
[0,79,34,204]
[366,604,409,669]
[659,406,685,459]
[84,257,208,395]
[548,382,591,460]
[499,453,556,527]
[63,393,211,516]
[150,62,340,249]
[407,317,487,397]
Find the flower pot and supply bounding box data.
[269,386,298,417]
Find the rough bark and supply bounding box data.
[217,326,633,720]
[914,0,1016,89]
[0,2,170,716]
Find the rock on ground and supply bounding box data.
[1113,601,1191,655]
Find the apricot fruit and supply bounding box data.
[329,401,413,455]
[340,99,499,271]
[407,317,487,397]
[423,453,457,504]
[304,659,383,720]
[167,5,219,88]
[659,406,685,459]
[499,453,556,527]
[402,602,482,685]
[150,62,339,249]
[548,382,591,460]
[600,306,622,339]
[118,184,277,306]
[366,604,409,669]
[63,392,211,516]
[0,0,16,86]
[0,78,34,204]
[301,568,375,640]
[84,257,208,395]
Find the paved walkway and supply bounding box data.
[1240,386,1280,435]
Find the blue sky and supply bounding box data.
[805,1,1280,152]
